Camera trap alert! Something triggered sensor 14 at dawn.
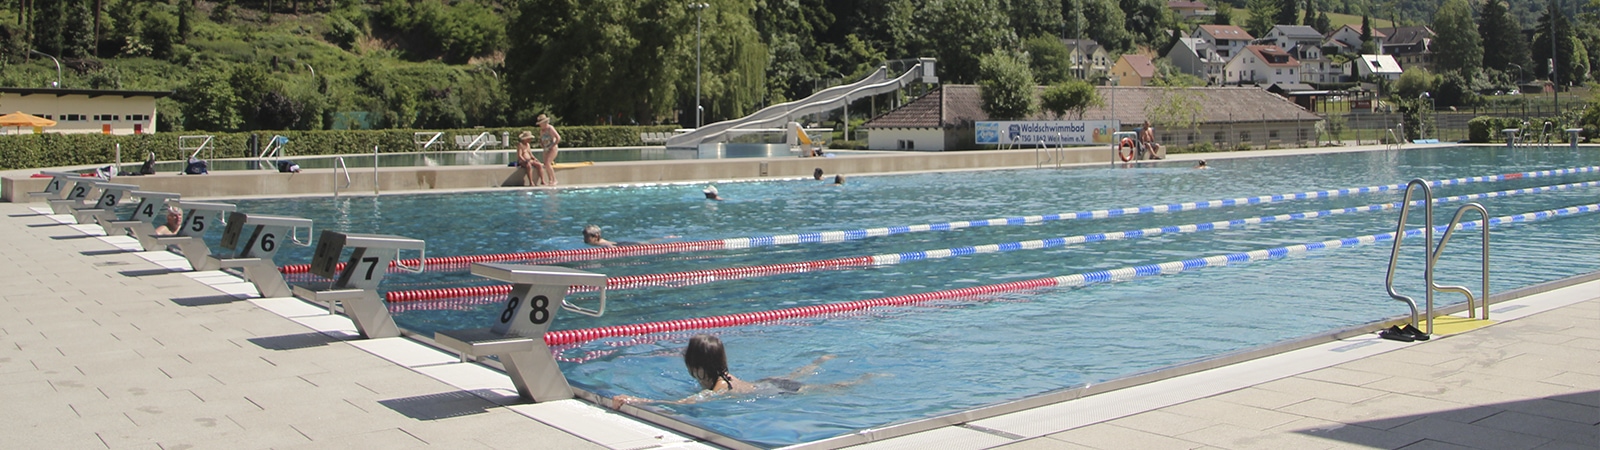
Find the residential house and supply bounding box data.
[0,87,171,135]
[1263,25,1324,50]
[1349,54,1404,81]
[1167,0,1212,19]
[1062,39,1111,80]
[1325,24,1384,54]
[1262,25,1336,83]
[1166,37,1228,85]
[1224,45,1301,86]
[1377,26,1434,72]
[1194,24,1253,60]
[861,85,1325,151]
[1112,55,1158,87]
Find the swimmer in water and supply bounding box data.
[703,185,724,201]
[582,224,617,247]
[1194,160,1209,169]
[611,334,867,408]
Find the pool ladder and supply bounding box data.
[332,157,353,197]
[1035,133,1064,169]
[1383,179,1490,337]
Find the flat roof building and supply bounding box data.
[0,87,172,135]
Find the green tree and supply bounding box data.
[1478,0,1530,79]
[1009,0,1063,39]
[1244,0,1278,37]
[1430,0,1481,77]
[1063,0,1131,53]
[917,0,1016,84]
[1214,3,1235,25]
[1532,0,1584,85]
[1314,12,1331,34]
[977,51,1036,120]
[1392,67,1438,98]
[30,0,63,56]
[1275,0,1299,28]
[1025,35,1075,84]
[1121,0,1171,49]
[176,71,242,131]
[1145,87,1203,138]
[1359,14,1378,53]
[1040,79,1103,119]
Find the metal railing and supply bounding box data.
[1384,179,1491,336]
[414,132,445,151]
[332,157,352,197]
[257,135,288,170]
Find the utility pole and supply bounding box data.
[690,2,710,128]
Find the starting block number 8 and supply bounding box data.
[499,295,552,326]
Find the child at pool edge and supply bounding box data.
[612,334,862,409]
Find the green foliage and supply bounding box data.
[1479,0,1530,77]
[1533,0,1586,85]
[1144,87,1203,130]
[1024,36,1074,85]
[917,0,1017,84]
[1431,0,1482,77]
[176,71,242,131]
[372,0,505,63]
[1068,0,1132,53]
[1435,72,1484,107]
[1008,0,1063,39]
[1275,0,1300,28]
[1041,80,1104,119]
[977,51,1037,120]
[0,126,668,171]
[1213,3,1235,25]
[1393,68,1438,99]
[1245,0,1278,37]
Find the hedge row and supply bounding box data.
[0,125,678,170]
[1465,116,1570,143]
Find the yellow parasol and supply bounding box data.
[0,111,56,134]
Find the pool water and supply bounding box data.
[221,146,1600,447]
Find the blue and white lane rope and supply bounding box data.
[387,179,1600,301]
[718,166,1600,249]
[869,179,1600,266]
[283,165,1600,276]
[545,202,1600,347]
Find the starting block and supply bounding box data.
[209,212,313,298]
[153,201,236,271]
[48,176,101,215]
[434,263,608,402]
[70,182,140,226]
[29,171,80,204]
[103,190,182,251]
[292,230,426,339]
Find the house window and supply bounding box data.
[1214,131,1226,143]
[1269,130,1280,139]
[63,114,85,121]
[1240,131,1251,142]
[1276,69,1282,75]
[1187,132,1197,143]
[1299,129,1310,141]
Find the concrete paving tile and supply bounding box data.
[285,426,427,448]
[67,388,204,418]
[986,436,1097,450]
[1209,385,1312,409]
[1470,410,1600,445]
[1395,438,1477,450]
[1388,416,1553,450]
[1297,366,1395,387]
[189,376,319,409]
[1276,394,1464,430]
[1434,371,1586,400]
[1175,423,1337,450]
[1252,377,1389,404]
[1278,417,1424,449]
[225,401,398,442]
[1541,371,1600,390]
[1045,423,1205,450]
[1159,398,1306,431]
[1563,337,1600,351]
[1496,396,1600,424]
[1107,409,1216,436]
[1358,373,1533,406]
[0,424,112,449]
[1530,440,1600,450]
[149,423,312,450]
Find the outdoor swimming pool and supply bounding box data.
[223,146,1600,447]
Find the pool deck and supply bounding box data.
[2,148,1597,449]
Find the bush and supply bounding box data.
[0,126,676,171]
[1467,116,1498,142]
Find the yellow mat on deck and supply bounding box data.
[1426,315,1496,335]
[553,161,594,170]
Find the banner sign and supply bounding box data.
[975,120,1121,145]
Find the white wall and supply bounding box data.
[1,93,160,135]
[867,128,946,151]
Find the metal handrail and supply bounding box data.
[463,132,495,155]
[1384,179,1433,331]
[1429,203,1491,326]
[257,135,288,170]
[414,132,445,151]
[332,157,352,197]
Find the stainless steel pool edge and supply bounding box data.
[373,269,1600,450]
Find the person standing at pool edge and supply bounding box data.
[516,130,545,186]
[538,114,562,186]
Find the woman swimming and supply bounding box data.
[611,334,861,408]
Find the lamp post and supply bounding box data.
[29,50,61,88]
[690,2,710,128]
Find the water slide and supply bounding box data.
[666,57,938,149]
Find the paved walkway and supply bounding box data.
[1,199,1595,450]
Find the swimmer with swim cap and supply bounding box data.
[703,185,723,201]
[582,224,617,247]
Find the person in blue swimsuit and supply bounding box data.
[611,334,862,408]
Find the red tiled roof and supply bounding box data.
[1246,45,1300,68]
[1120,55,1158,78]
[1198,24,1253,41]
[863,85,1321,129]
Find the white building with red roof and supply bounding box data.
[1194,25,1254,60]
[1224,45,1301,86]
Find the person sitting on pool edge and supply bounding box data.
[611,334,861,408]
